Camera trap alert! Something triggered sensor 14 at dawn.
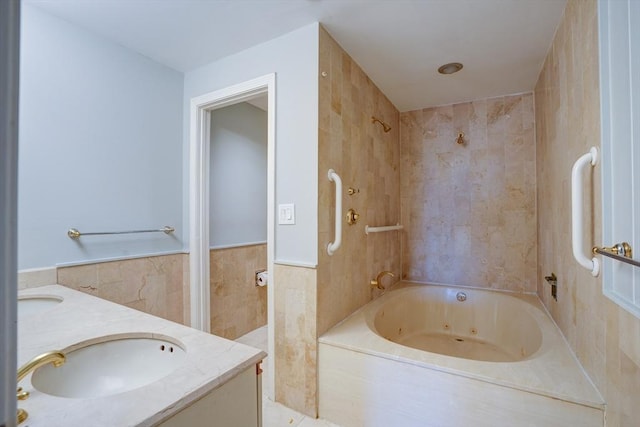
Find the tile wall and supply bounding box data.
[274,26,404,418]
[57,253,188,325]
[209,244,267,339]
[317,26,401,337]
[400,94,537,292]
[52,244,268,339]
[18,267,57,289]
[273,263,318,417]
[535,0,640,424]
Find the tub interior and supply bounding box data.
[372,287,543,362]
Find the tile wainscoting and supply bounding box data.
[56,253,188,325]
[210,243,267,339]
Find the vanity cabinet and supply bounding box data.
[158,365,262,427]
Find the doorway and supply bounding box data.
[189,74,275,398]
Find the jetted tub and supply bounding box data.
[318,283,605,427]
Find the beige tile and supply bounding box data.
[56,254,185,325]
[400,94,536,291]
[317,26,401,340]
[274,263,317,418]
[181,253,191,326]
[57,263,97,290]
[208,244,267,340]
[18,267,57,289]
[535,0,640,424]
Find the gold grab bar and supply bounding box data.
[593,242,640,268]
[68,226,175,239]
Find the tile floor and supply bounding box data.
[236,326,341,427]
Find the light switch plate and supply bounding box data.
[278,203,295,225]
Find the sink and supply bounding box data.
[31,335,186,398]
[18,296,62,318]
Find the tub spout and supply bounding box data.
[371,271,395,290]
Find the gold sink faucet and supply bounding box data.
[370,271,395,290]
[16,351,66,424]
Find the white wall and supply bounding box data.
[210,102,267,247]
[19,4,184,269]
[184,23,319,266]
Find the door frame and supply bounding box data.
[189,73,276,397]
[1,0,20,424]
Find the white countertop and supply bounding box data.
[17,285,266,427]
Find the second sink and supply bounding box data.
[31,335,186,398]
[18,296,62,319]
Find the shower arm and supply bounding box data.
[371,116,391,133]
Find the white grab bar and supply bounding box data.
[365,224,404,234]
[327,169,342,256]
[571,147,599,277]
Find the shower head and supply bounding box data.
[371,116,391,133]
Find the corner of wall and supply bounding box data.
[533,0,640,423]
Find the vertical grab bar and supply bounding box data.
[327,169,342,256]
[571,147,600,277]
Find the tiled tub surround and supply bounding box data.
[56,253,189,325]
[210,244,267,340]
[317,26,401,340]
[535,0,640,424]
[318,283,604,427]
[400,94,537,292]
[17,285,265,427]
[275,26,403,418]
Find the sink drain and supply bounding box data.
[455,338,464,342]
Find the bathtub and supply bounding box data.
[318,283,604,427]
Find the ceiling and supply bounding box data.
[25,0,567,112]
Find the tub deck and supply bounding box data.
[318,282,605,427]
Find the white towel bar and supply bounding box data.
[571,147,599,276]
[365,224,404,234]
[327,169,342,256]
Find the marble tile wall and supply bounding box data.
[276,26,402,418]
[182,254,190,327]
[18,267,57,289]
[535,0,640,424]
[400,94,537,292]
[317,26,401,337]
[273,263,317,417]
[57,253,188,325]
[209,244,267,340]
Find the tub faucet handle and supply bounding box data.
[371,271,395,290]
